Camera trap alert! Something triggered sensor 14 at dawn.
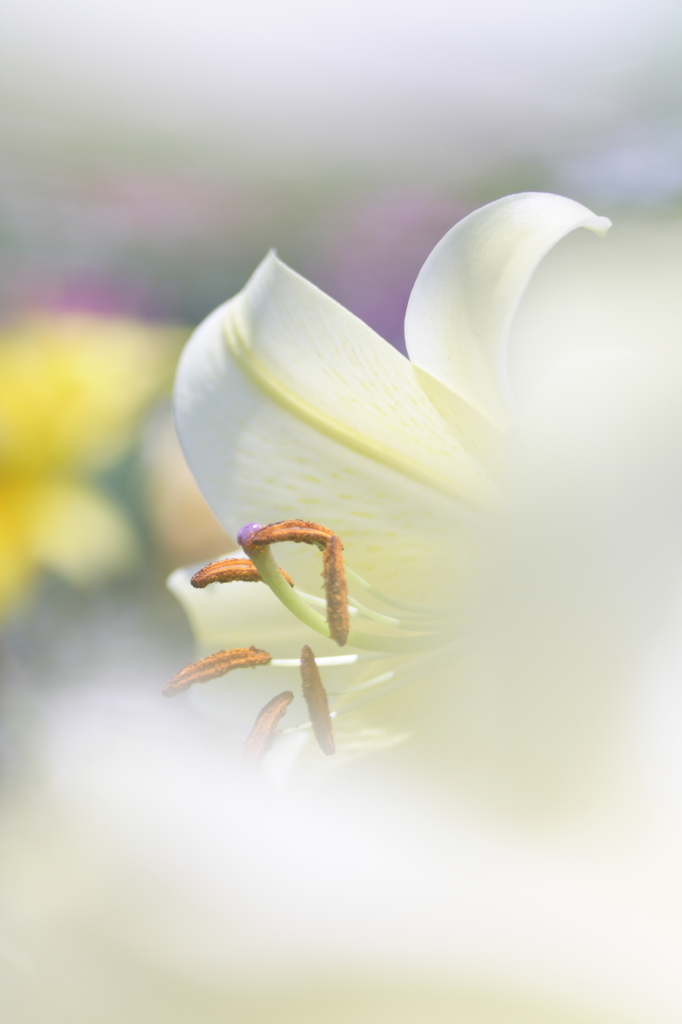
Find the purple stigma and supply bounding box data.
[237,522,263,548]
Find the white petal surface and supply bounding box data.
[6,664,682,1024]
[225,253,494,498]
[174,255,491,599]
[404,192,611,427]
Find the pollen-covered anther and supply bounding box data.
[322,533,349,646]
[240,518,334,551]
[238,518,349,646]
[190,558,294,589]
[300,645,335,755]
[242,690,294,767]
[162,645,272,697]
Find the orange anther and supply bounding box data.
[238,518,349,647]
[191,557,294,589]
[321,533,349,646]
[240,519,334,550]
[162,646,271,697]
[242,690,294,767]
[300,645,335,755]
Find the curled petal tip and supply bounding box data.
[591,215,612,237]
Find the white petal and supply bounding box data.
[404,192,611,427]
[174,254,492,597]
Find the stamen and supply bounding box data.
[162,645,271,697]
[242,690,294,767]
[279,644,457,736]
[322,533,349,645]
[239,519,333,550]
[239,518,350,647]
[240,532,442,653]
[191,557,293,588]
[236,522,263,547]
[299,646,335,755]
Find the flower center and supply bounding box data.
[165,518,454,766]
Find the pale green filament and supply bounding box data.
[246,545,443,654]
[278,644,456,734]
[345,565,448,617]
[292,590,359,617]
[295,587,442,631]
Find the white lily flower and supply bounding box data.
[167,191,659,808]
[6,194,682,1024]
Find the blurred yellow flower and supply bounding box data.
[0,313,179,613]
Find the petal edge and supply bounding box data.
[404,192,611,427]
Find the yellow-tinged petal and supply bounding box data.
[224,253,496,500]
[174,255,491,600]
[404,192,611,427]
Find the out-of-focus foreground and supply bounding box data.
[2,1,682,1022]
